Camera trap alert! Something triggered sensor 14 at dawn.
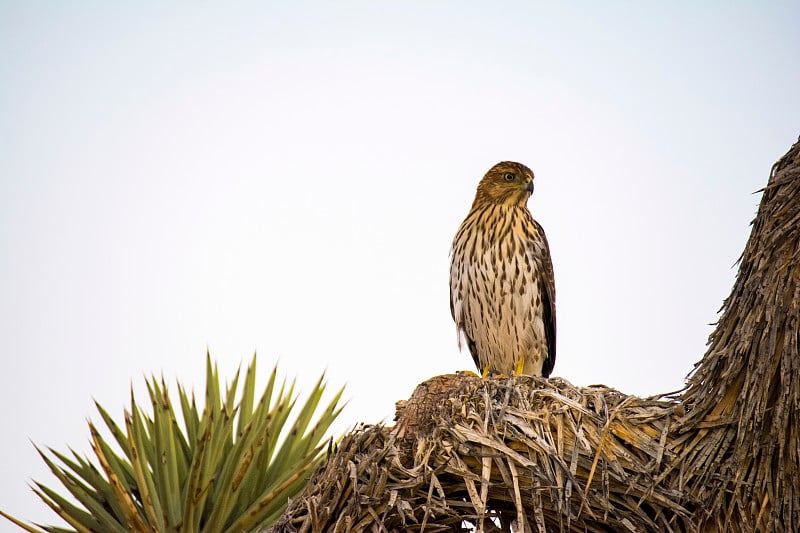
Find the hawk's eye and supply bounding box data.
[503,172,515,181]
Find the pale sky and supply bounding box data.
[1,1,798,527]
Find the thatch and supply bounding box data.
[676,138,800,530]
[269,139,800,533]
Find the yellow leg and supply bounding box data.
[481,365,490,378]
[514,359,525,376]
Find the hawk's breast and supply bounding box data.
[450,205,550,375]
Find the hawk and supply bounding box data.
[449,161,556,377]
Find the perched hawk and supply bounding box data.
[449,161,556,377]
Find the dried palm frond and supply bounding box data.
[272,375,690,533]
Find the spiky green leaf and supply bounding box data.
[2,354,345,533]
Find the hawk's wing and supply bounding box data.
[534,220,557,377]
[449,268,482,370]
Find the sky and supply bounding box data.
[1,1,798,528]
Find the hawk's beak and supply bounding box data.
[525,179,534,193]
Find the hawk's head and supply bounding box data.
[473,161,535,207]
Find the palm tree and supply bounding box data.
[270,138,800,532]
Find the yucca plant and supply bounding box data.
[1,353,345,533]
